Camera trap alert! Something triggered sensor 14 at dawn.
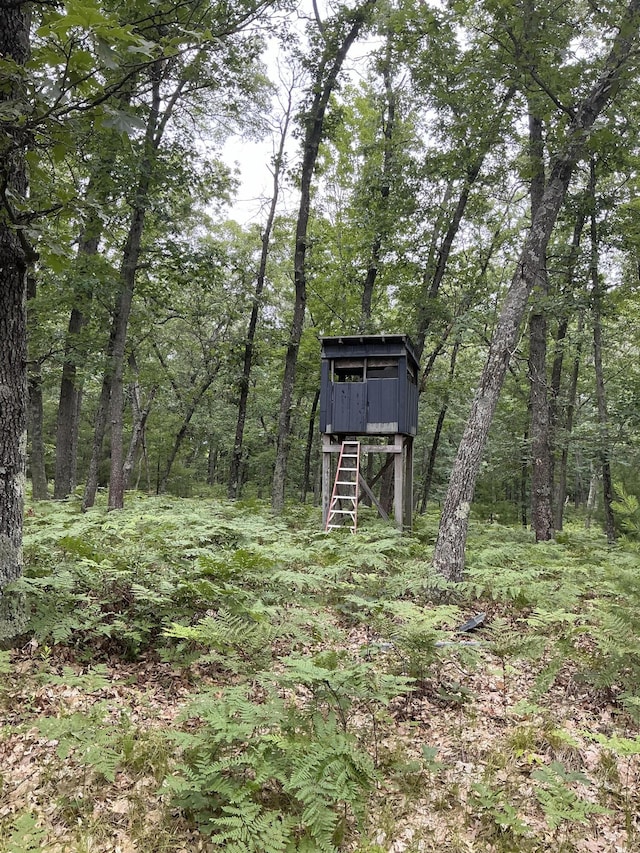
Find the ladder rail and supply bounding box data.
[325,440,361,533]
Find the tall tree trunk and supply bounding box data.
[432,3,640,580]
[418,233,503,514]
[83,62,172,512]
[553,314,584,529]
[27,275,48,500]
[589,159,616,543]
[207,440,218,486]
[123,402,154,492]
[414,86,516,359]
[521,429,529,528]
[271,2,374,512]
[585,460,598,529]
[414,168,482,360]
[0,2,31,641]
[379,463,394,515]
[527,107,554,541]
[159,374,216,494]
[54,310,87,498]
[53,107,125,500]
[419,342,459,513]
[107,204,148,509]
[301,389,320,503]
[82,321,117,511]
[28,361,48,501]
[229,81,293,499]
[122,354,156,491]
[107,62,185,510]
[360,45,395,331]
[549,210,586,529]
[54,229,100,498]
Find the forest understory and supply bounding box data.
[2,495,640,853]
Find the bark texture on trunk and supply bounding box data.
[432,0,640,580]
[585,460,598,529]
[0,3,31,641]
[271,2,374,512]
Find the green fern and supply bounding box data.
[166,683,378,851]
[6,811,47,853]
[470,781,530,839]
[612,483,640,538]
[165,605,277,673]
[531,761,610,829]
[35,703,126,782]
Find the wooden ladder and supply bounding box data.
[325,440,361,533]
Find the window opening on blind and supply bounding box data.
[407,362,417,384]
[367,357,398,379]
[333,359,365,382]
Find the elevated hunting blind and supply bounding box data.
[320,335,419,533]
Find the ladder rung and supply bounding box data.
[329,510,356,516]
[336,481,357,486]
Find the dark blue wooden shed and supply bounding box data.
[319,335,419,532]
[320,334,419,437]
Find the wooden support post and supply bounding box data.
[404,436,413,531]
[394,433,404,531]
[322,434,333,528]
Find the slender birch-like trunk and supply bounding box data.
[589,159,616,543]
[229,81,294,499]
